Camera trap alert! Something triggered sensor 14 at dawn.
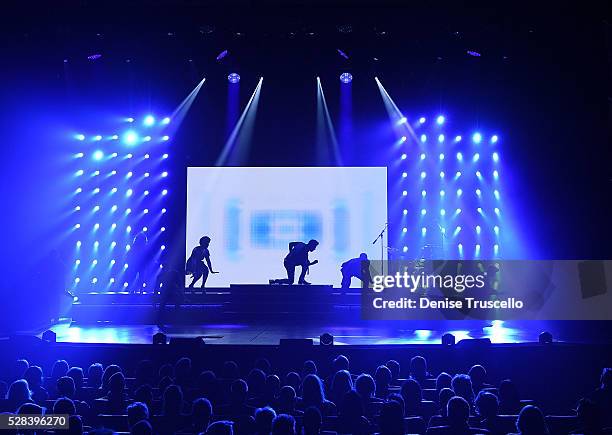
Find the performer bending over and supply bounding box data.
[270,239,319,285]
[185,236,219,288]
[341,253,373,289]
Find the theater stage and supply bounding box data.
[46,319,612,346]
[49,285,612,346]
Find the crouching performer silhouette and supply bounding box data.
[185,236,219,288]
[270,239,319,285]
[340,253,373,289]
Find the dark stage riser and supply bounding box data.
[71,285,361,324]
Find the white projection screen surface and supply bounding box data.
[186,167,388,287]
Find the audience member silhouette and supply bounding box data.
[104,372,128,414]
[7,379,32,412]
[134,384,154,412]
[571,398,605,435]
[276,385,301,416]
[12,359,29,382]
[247,369,267,406]
[436,372,453,395]
[386,360,401,385]
[375,365,393,399]
[378,399,405,435]
[515,405,549,435]
[269,239,319,285]
[401,378,425,417]
[298,374,336,416]
[356,373,382,417]
[67,366,85,398]
[452,374,475,408]
[427,396,488,435]
[329,369,353,407]
[23,365,48,404]
[271,413,296,435]
[87,363,103,389]
[285,372,301,393]
[302,406,323,435]
[410,356,430,385]
[475,391,513,435]
[337,390,370,434]
[218,379,256,417]
[254,406,276,435]
[53,396,77,415]
[303,360,317,377]
[131,419,153,435]
[265,375,281,406]
[127,401,150,429]
[186,236,219,288]
[438,388,455,417]
[499,379,522,415]
[222,361,240,381]
[100,364,123,392]
[191,397,213,433]
[469,365,491,393]
[206,420,234,435]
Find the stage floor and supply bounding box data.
[46,320,608,345]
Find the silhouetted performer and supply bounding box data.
[270,239,319,285]
[155,262,183,326]
[340,253,373,289]
[126,232,148,293]
[186,236,219,288]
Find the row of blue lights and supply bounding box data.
[394,114,503,258]
[68,115,171,292]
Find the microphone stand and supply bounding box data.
[373,223,388,276]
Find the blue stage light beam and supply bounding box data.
[374,77,419,144]
[316,77,343,166]
[216,77,264,166]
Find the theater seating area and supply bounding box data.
[1,347,610,435]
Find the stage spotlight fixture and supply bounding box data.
[143,136,151,142]
[228,73,241,83]
[420,153,426,160]
[320,332,334,346]
[420,171,426,179]
[436,115,445,125]
[472,132,482,143]
[92,150,104,161]
[439,153,445,160]
[216,50,229,61]
[111,135,119,140]
[467,50,482,57]
[75,134,85,141]
[401,154,407,160]
[340,72,353,84]
[162,153,169,159]
[492,152,499,162]
[93,135,102,141]
[162,135,170,141]
[491,135,499,143]
[87,53,102,61]
[153,332,167,345]
[161,117,171,125]
[418,117,426,124]
[438,134,445,143]
[420,134,427,142]
[455,135,462,142]
[442,333,456,345]
[539,331,553,344]
[337,48,350,59]
[143,115,155,126]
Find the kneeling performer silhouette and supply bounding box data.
[270,239,319,285]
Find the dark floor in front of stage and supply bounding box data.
[47,320,601,345]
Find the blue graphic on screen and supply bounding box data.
[251,211,323,249]
[186,167,387,287]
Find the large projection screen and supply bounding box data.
[186,167,387,287]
